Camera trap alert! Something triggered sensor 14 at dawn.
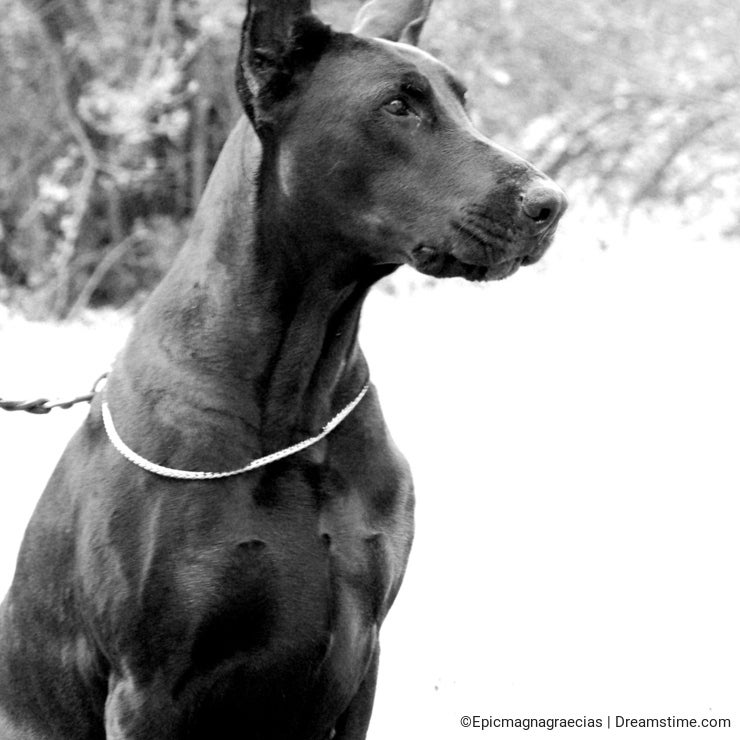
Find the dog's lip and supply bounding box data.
[412,243,524,281]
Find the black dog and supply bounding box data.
[0,0,566,737]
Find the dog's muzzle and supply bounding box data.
[412,178,568,282]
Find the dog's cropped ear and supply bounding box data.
[236,0,332,133]
[352,0,432,45]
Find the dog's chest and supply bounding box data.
[172,459,412,704]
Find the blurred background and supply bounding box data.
[1,1,739,738]
[0,0,737,316]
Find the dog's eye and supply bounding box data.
[384,98,412,117]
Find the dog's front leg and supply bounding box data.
[104,675,175,739]
[331,647,380,740]
[104,678,143,739]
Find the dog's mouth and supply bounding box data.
[411,244,523,281]
[411,234,554,282]
[410,208,557,282]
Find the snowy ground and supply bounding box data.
[1,210,738,737]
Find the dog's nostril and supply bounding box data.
[521,184,566,229]
[531,206,551,223]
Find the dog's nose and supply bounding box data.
[520,182,567,233]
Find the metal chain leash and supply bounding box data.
[2,370,369,479]
[0,373,109,415]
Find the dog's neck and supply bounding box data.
[108,117,391,470]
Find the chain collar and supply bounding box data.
[101,383,370,480]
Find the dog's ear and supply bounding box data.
[351,0,432,45]
[236,0,332,133]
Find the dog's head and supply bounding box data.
[237,0,566,282]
